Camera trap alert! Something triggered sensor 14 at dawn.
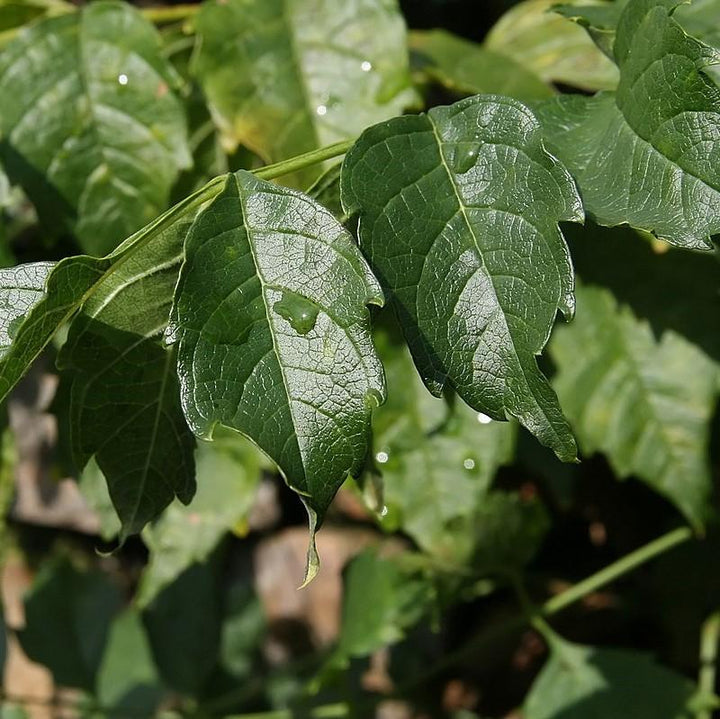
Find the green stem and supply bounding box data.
[254,140,354,180]
[224,703,348,719]
[403,526,694,684]
[541,526,692,616]
[140,3,201,24]
[698,610,720,719]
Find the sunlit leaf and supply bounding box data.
[342,94,582,461]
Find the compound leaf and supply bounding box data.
[0,0,190,254]
[192,0,417,186]
[550,282,718,528]
[168,170,384,581]
[536,0,720,249]
[342,94,582,461]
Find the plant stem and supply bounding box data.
[254,140,354,180]
[698,610,720,719]
[140,3,201,24]
[542,526,692,616]
[224,703,348,719]
[405,526,693,683]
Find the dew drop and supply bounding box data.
[452,143,480,174]
[376,450,389,464]
[364,387,384,409]
[361,60,372,72]
[477,412,492,425]
[463,458,476,470]
[118,73,129,86]
[380,505,389,517]
[316,104,327,116]
[273,291,319,335]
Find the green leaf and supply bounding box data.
[535,0,720,249]
[372,325,516,562]
[0,256,110,405]
[484,0,619,92]
[525,638,696,719]
[142,557,223,696]
[409,29,553,101]
[57,219,196,540]
[191,0,417,186]
[335,549,433,662]
[17,558,122,692]
[137,428,265,607]
[342,94,582,462]
[97,609,163,718]
[0,261,54,357]
[0,0,191,254]
[168,170,384,579]
[219,581,266,680]
[564,221,720,364]
[550,282,718,528]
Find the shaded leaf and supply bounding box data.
[142,557,223,696]
[485,0,619,91]
[58,220,196,540]
[137,428,265,607]
[191,0,417,186]
[168,170,384,579]
[342,94,582,461]
[550,282,718,527]
[76,458,122,541]
[525,638,696,719]
[335,549,433,662]
[536,0,720,249]
[219,581,266,680]
[0,0,191,254]
[372,325,516,562]
[410,29,553,101]
[17,558,122,692]
[97,609,163,718]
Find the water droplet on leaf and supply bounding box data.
[273,291,319,335]
[118,73,129,86]
[477,412,492,424]
[452,143,480,174]
[379,505,389,517]
[375,450,389,464]
[316,104,327,116]
[364,387,384,409]
[463,457,476,470]
[361,60,372,72]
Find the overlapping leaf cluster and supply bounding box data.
[1,0,720,714]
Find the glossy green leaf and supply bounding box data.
[342,94,582,462]
[137,428,265,607]
[97,609,163,718]
[0,255,110,404]
[536,0,720,249]
[58,220,196,540]
[0,0,191,254]
[191,0,417,186]
[550,282,718,528]
[168,170,384,580]
[525,638,696,719]
[485,0,619,91]
[410,29,553,101]
[372,325,516,562]
[142,557,223,696]
[17,558,122,691]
